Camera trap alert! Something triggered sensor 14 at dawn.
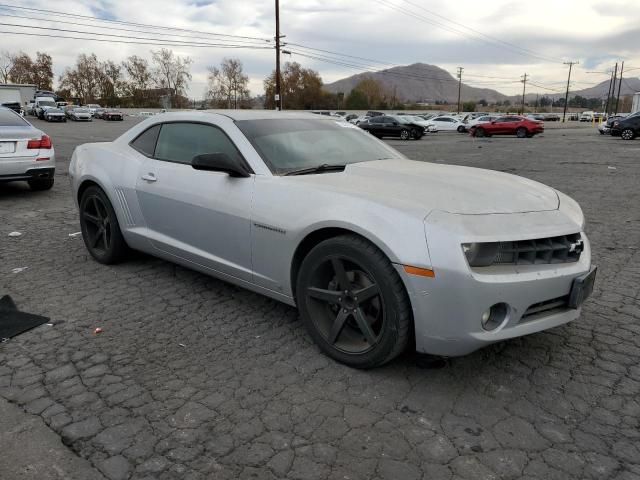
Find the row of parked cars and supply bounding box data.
[343,111,545,140]
[597,112,640,140]
[22,94,124,123]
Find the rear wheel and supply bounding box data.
[400,129,410,140]
[28,178,54,191]
[457,125,466,133]
[411,128,422,140]
[516,127,528,138]
[296,235,412,369]
[475,127,486,138]
[79,186,128,264]
[621,128,636,140]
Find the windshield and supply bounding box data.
[236,119,403,175]
[39,101,56,108]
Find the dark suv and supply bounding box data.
[610,112,640,140]
[358,115,425,140]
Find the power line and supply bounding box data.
[0,3,271,42]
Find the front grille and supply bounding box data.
[521,295,569,322]
[494,233,582,265]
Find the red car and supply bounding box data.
[469,115,544,138]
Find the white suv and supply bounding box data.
[0,107,56,190]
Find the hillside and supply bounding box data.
[517,76,640,103]
[323,63,509,104]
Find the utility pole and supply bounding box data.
[520,73,528,115]
[604,69,615,115]
[609,62,618,115]
[562,61,577,122]
[274,0,281,110]
[615,61,624,115]
[534,93,539,113]
[456,67,463,114]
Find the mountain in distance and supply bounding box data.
[510,77,640,103]
[323,63,509,104]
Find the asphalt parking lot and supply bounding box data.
[1,116,639,480]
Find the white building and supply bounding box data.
[0,84,37,106]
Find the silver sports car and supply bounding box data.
[69,111,595,368]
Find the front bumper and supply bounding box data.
[399,209,592,356]
[46,115,66,122]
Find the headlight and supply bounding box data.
[462,243,500,267]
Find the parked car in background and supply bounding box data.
[1,102,23,115]
[470,115,544,138]
[102,109,124,121]
[349,115,369,125]
[543,113,560,121]
[526,113,545,121]
[427,115,466,132]
[44,107,67,122]
[84,104,102,116]
[463,115,500,132]
[396,115,438,132]
[93,108,107,119]
[68,107,92,121]
[26,100,36,116]
[598,114,626,135]
[580,111,595,122]
[359,115,425,140]
[69,111,594,368]
[0,106,55,190]
[35,97,59,119]
[610,112,640,140]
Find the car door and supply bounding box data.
[134,121,255,281]
[367,117,384,136]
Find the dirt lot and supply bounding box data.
[1,115,639,480]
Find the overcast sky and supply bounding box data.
[2,0,639,98]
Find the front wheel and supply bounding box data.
[457,125,466,133]
[621,129,636,140]
[516,127,528,138]
[296,235,412,369]
[79,186,128,264]
[475,127,486,138]
[411,128,422,140]
[400,129,410,140]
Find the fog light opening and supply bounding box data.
[481,303,509,331]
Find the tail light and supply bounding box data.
[27,135,52,149]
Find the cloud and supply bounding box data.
[0,0,638,98]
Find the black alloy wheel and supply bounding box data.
[79,186,128,264]
[621,128,636,140]
[411,128,422,140]
[400,128,410,140]
[297,235,412,368]
[516,127,528,138]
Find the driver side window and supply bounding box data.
[154,122,244,166]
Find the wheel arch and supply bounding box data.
[290,226,396,300]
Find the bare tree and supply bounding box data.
[122,55,151,103]
[206,58,250,109]
[0,50,12,83]
[59,54,101,104]
[33,52,53,90]
[8,52,34,84]
[151,48,192,106]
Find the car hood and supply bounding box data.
[291,159,559,215]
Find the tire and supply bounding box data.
[400,129,410,140]
[411,128,422,140]
[28,178,54,191]
[475,127,486,138]
[457,125,466,133]
[516,127,528,138]
[79,186,128,264]
[621,129,636,140]
[296,234,412,369]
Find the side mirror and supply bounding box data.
[192,153,250,178]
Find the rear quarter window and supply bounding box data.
[0,108,28,127]
[130,124,161,157]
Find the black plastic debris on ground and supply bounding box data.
[0,295,49,342]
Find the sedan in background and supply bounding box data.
[427,115,467,132]
[69,111,594,368]
[44,108,67,122]
[598,115,625,135]
[93,108,107,119]
[68,108,93,121]
[470,115,544,138]
[461,115,499,132]
[397,115,438,133]
[102,109,124,121]
[0,106,55,191]
[610,112,640,140]
[359,115,425,139]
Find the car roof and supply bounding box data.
[156,110,336,122]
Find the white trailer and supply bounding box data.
[0,84,37,107]
[632,92,640,114]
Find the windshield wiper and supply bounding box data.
[283,163,347,176]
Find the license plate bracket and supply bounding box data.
[568,266,597,309]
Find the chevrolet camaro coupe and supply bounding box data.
[69,111,596,368]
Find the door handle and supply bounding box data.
[141,173,157,182]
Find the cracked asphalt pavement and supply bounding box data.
[1,117,639,480]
